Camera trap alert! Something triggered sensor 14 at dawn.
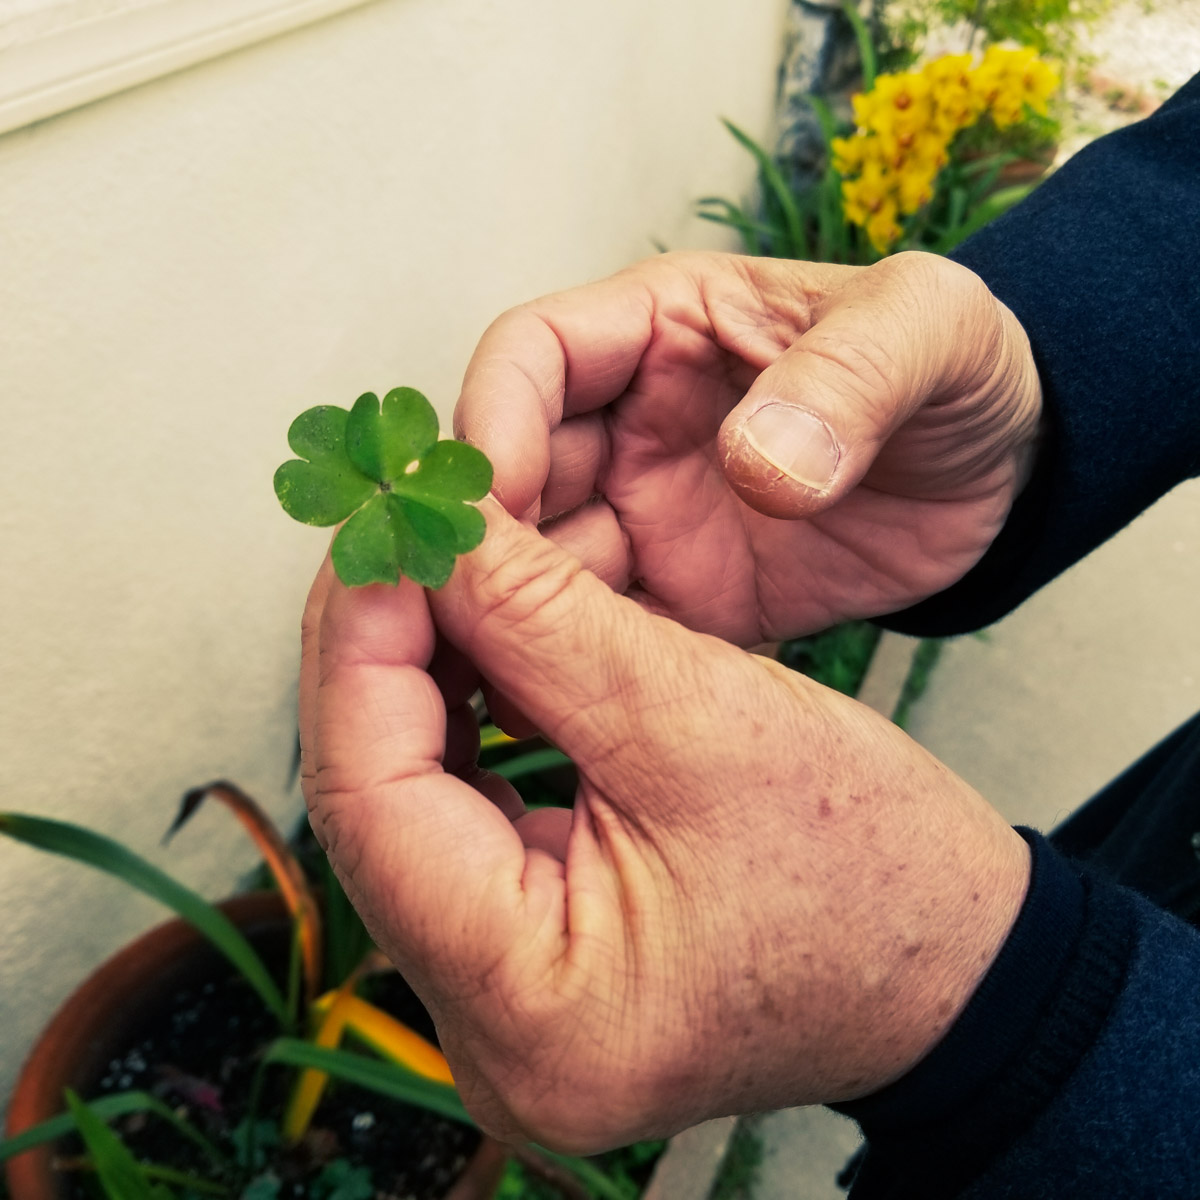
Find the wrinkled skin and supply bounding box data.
[299,251,1039,1153]
[456,250,1042,644]
[301,502,1029,1153]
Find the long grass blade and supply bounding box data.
[0,813,288,1026]
[842,0,876,91]
[697,200,793,246]
[490,748,573,780]
[64,1090,164,1200]
[138,1164,229,1196]
[339,995,454,1084]
[696,200,767,256]
[264,1040,471,1126]
[316,852,375,988]
[280,985,356,1145]
[809,95,841,148]
[720,118,809,259]
[805,97,851,261]
[165,782,322,1006]
[0,1092,229,1168]
[959,150,1020,178]
[531,1147,638,1200]
[282,974,454,1145]
[931,183,1033,253]
[946,184,970,234]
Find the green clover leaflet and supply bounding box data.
[273,387,492,588]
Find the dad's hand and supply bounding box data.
[456,251,1042,644]
[301,502,1029,1153]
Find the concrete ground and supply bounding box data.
[906,481,1200,832]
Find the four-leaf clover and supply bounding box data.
[274,388,492,588]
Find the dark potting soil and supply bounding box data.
[62,968,479,1200]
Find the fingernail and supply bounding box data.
[742,403,840,491]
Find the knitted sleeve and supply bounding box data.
[834,832,1200,1199]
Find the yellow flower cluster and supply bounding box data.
[832,46,1059,253]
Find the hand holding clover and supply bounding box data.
[282,252,1038,1150]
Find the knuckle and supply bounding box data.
[470,535,585,645]
[865,251,1003,398]
[888,250,995,322]
[801,334,906,425]
[623,247,696,276]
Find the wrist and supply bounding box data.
[831,832,1136,1199]
[829,813,1033,1103]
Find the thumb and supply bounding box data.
[718,252,992,519]
[431,496,679,767]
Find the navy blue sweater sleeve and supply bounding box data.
[883,72,1200,637]
[833,81,1200,1198]
[957,891,1200,1199]
[835,834,1200,1199]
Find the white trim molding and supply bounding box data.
[0,0,382,135]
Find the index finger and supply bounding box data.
[454,269,657,517]
[306,576,534,984]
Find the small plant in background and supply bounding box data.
[0,787,470,1197]
[496,1139,666,1200]
[833,44,1059,251]
[0,784,630,1199]
[709,1116,765,1200]
[777,622,882,699]
[699,38,1059,262]
[876,0,1117,72]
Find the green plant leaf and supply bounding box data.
[230,1120,280,1172]
[313,1161,373,1200]
[529,1148,638,1200]
[719,119,809,260]
[273,407,377,527]
[132,1166,227,1197]
[345,388,438,482]
[167,781,324,1013]
[841,0,876,91]
[0,813,288,1027]
[263,1041,471,1126]
[490,747,573,780]
[274,388,493,589]
[240,1175,281,1200]
[65,1090,163,1200]
[263,1043,634,1200]
[0,1092,229,1169]
[930,183,1034,254]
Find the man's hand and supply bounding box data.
[301,500,1030,1153]
[456,250,1042,644]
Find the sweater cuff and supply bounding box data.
[833,831,1133,1198]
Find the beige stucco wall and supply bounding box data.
[0,0,790,1105]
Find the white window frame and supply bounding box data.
[0,0,381,136]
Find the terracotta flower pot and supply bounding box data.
[4,892,506,1200]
